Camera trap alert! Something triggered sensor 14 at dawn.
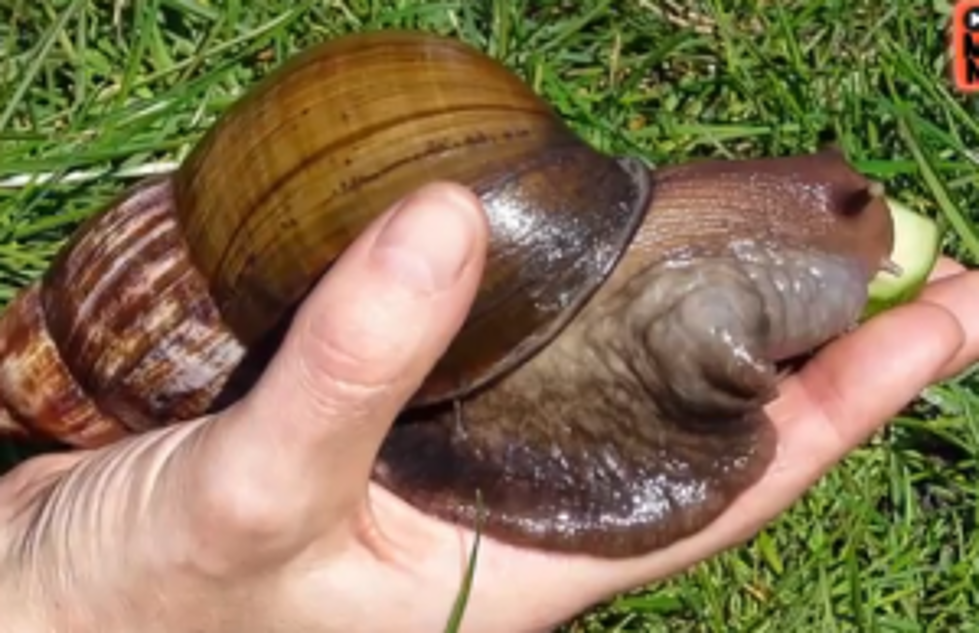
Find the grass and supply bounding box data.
[2,0,979,630]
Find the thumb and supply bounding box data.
[197,182,488,521]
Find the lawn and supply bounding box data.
[2,0,978,631]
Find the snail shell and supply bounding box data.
[0,30,893,558]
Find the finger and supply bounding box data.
[928,256,966,281]
[198,183,488,520]
[696,302,963,540]
[669,302,962,556]
[918,268,979,380]
[704,304,961,545]
[774,301,963,448]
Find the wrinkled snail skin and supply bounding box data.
[374,149,894,557]
[0,30,894,559]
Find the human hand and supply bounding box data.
[0,182,976,633]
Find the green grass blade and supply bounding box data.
[444,491,484,633]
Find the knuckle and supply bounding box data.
[182,477,293,577]
[189,450,290,543]
[205,480,285,537]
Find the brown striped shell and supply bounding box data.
[173,30,652,405]
[0,30,894,558]
[0,31,650,444]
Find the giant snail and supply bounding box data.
[0,30,897,558]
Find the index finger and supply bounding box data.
[919,266,979,380]
[928,256,967,281]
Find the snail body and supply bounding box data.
[0,30,893,558]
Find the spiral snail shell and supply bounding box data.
[0,30,893,558]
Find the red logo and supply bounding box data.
[953,0,979,92]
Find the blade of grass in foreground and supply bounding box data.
[444,491,484,633]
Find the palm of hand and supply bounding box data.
[1,185,976,633]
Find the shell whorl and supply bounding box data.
[0,179,245,444]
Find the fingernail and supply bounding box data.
[372,185,481,293]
